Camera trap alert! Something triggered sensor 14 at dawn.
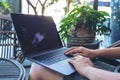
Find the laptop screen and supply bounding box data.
[11,14,63,56]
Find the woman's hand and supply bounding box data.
[65,46,99,58]
[69,55,94,76]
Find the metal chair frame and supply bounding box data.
[0,14,24,63]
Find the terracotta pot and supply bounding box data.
[70,24,95,43]
[67,24,98,48]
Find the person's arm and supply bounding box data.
[86,67,120,80]
[69,55,120,80]
[65,46,120,59]
[95,47,120,58]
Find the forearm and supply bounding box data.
[95,47,120,58]
[86,67,120,80]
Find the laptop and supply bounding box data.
[11,13,75,75]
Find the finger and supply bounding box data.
[65,50,74,55]
[75,55,83,60]
[64,47,76,53]
[66,46,84,54]
[69,59,76,65]
[74,52,88,58]
[65,48,80,55]
[71,55,83,62]
[69,55,83,64]
[73,53,81,56]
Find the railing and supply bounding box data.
[0,14,20,59]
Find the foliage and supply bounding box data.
[48,0,59,5]
[59,5,110,42]
[26,0,80,15]
[0,0,11,14]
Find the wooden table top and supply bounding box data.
[0,58,26,80]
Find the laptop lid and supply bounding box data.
[11,13,63,57]
[11,13,75,75]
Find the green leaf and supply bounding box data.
[98,11,110,17]
[1,1,11,12]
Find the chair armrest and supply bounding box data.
[107,40,120,48]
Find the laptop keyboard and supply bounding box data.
[33,48,69,65]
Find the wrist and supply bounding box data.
[94,49,104,58]
[81,66,93,77]
[85,67,96,79]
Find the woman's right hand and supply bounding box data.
[65,46,99,59]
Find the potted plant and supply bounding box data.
[59,5,110,47]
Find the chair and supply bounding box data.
[97,40,120,66]
[107,40,120,48]
[0,14,24,63]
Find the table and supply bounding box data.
[0,58,26,80]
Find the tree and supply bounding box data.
[93,0,98,10]
[26,0,59,15]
